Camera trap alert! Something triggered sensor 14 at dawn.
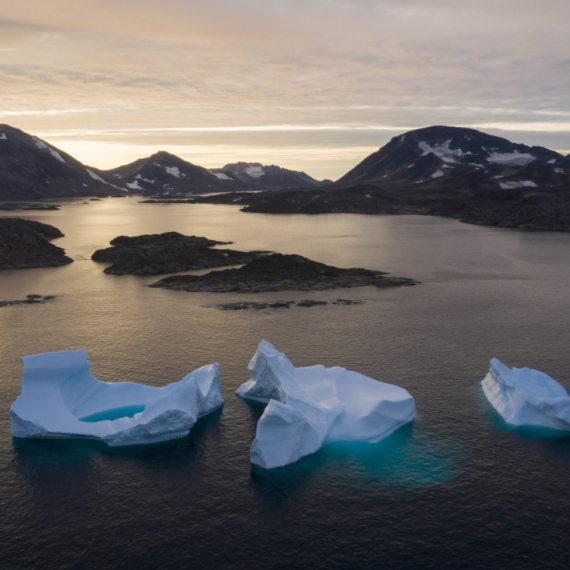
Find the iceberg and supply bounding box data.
[10,350,223,446]
[482,358,570,431]
[237,340,416,469]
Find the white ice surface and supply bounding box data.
[165,166,181,177]
[418,140,463,163]
[245,165,265,178]
[86,169,128,192]
[498,180,538,190]
[481,358,570,431]
[33,137,65,163]
[487,151,536,166]
[211,172,232,180]
[11,350,223,446]
[236,341,416,469]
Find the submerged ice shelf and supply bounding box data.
[237,340,416,469]
[482,358,570,431]
[10,350,223,446]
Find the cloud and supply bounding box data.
[0,0,569,176]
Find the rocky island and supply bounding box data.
[0,218,73,269]
[91,231,269,275]
[150,253,417,293]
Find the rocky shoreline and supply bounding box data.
[150,253,417,293]
[0,218,73,269]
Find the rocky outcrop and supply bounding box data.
[91,231,269,275]
[150,253,417,293]
[0,294,56,307]
[0,218,73,269]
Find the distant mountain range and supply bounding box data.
[190,126,570,231]
[0,124,330,200]
[2,122,570,230]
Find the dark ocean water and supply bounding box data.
[1,198,570,569]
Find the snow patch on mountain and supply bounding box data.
[245,165,265,178]
[418,140,463,163]
[86,169,106,183]
[498,180,538,190]
[165,166,181,177]
[127,180,142,190]
[211,172,232,180]
[33,137,65,163]
[431,170,444,178]
[488,151,536,166]
[86,169,128,192]
[0,133,6,140]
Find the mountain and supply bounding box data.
[103,151,244,196]
[210,162,331,191]
[190,126,570,231]
[337,125,567,191]
[0,124,125,200]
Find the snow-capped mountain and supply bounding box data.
[0,124,125,200]
[210,162,331,190]
[337,125,568,191]
[103,151,242,196]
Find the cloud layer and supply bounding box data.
[1,0,568,178]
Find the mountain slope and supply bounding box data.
[0,124,125,200]
[104,151,244,196]
[210,162,331,191]
[189,126,570,231]
[337,125,567,191]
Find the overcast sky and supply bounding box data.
[1,0,568,179]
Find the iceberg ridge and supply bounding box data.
[11,350,223,446]
[237,340,416,469]
[481,358,570,431]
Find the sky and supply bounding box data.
[1,0,569,180]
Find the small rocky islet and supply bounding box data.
[150,253,417,293]
[0,294,56,307]
[0,218,72,269]
[91,231,270,275]
[207,299,363,311]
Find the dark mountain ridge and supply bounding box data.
[0,124,125,200]
[189,126,570,231]
[210,162,331,191]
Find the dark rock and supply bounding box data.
[0,294,56,307]
[150,253,417,293]
[0,218,73,269]
[333,299,364,305]
[91,231,270,275]
[209,301,294,311]
[297,299,328,307]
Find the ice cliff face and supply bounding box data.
[481,358,570,431]
[10,350,223,446]
[237,340,416,469]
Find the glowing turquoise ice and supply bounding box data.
[80,405,146,423]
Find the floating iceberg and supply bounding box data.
[10,350,223,446]
[482,358,570,431]
[237,340,416,469]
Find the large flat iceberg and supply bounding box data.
[237,340,416,469]
[482,358,570,431]
[11,350,223,446]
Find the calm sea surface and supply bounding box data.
[1,198,570,569]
